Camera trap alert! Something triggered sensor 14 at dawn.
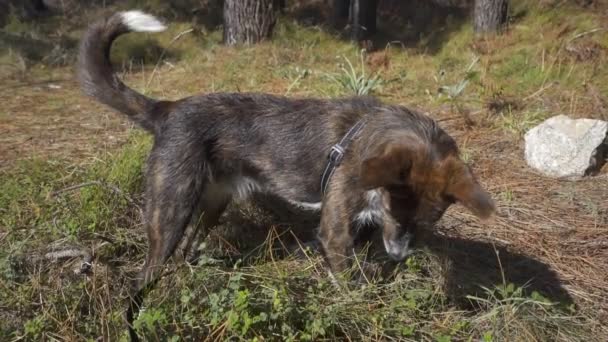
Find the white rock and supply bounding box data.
[524,115,607,179]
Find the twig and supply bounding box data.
[523,82,554,101]
[51,181,144,221]
[45,248,91,261]
[488,236,512,246]
[52,181,117,198]
[562,240,608,248]
[0,79,69,91]
[352,249,371,286]
[568,28,604,43]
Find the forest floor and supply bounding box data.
[1,0,608,340]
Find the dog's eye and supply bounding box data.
[399,169,407,180]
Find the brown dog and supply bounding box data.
[77,11,494,340]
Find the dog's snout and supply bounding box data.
[383,232,413,261]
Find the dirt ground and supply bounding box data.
[0,75,133,169]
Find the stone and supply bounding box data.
[524,115,607,179]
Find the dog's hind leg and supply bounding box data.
[177,189,232,264]
[126,169,233,340]
[125,159,206,341]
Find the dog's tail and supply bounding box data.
[77,11,167,133]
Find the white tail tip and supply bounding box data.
[120,10,166,32]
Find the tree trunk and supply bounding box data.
[350,0,378,41]
[332,0,377,41]
[332,0,351,29]
[473,0,508,34]
[223,0,277,45]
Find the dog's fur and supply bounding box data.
[78,10,495,340]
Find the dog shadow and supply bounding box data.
[422,232,574,309]
[210,194,574,309]
[349,229,574,309]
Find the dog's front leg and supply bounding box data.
[318,200,354,285]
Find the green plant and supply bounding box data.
[326,52,383,96]
[437,56,479,125]
[205,271,271,338]
[436,334,452,342]
[23,316,45,339]
[133,308,168,335]
[284,66,311,95]
[498,109,548,135]
[459,146,473,164]
[499,189,515,203]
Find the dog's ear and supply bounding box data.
[446,160,495,219]
[359,138,422,189]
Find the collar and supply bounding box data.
[321,119,366,196]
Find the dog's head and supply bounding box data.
[359,129,494,261]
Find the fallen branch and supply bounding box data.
[44,247,93,275]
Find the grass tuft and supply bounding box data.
[325,52,384,96]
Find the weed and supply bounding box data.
[133,308,168,337]
[437,56,480,126]
[499,189,515,204]
[23,316,45,340]
[284,66,311,95]
[459,145,473,164]
[325,51,384,96]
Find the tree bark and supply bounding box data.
[223,0,277,45]
[473,0,508,34]
[350,0,378,41]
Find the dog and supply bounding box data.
[77,10,495,340]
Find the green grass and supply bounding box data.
[0,137,592,340]
[0,133,151,339]
[496,109,550,136]
[0,133,591,340]
[0,132,150,238]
